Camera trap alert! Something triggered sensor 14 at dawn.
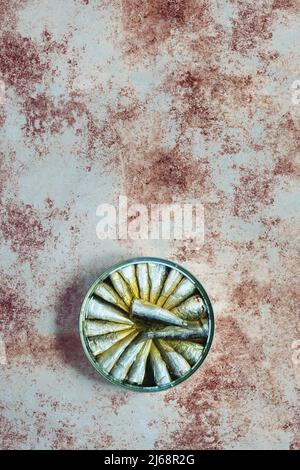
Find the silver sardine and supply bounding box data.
[167,340,204,365]
[84,320,132,337]
[87,297,133,324]
[97,331,139,373]
[142,324,208,341]
[163,278,195,310]
[119,265,139,298]
[149,342,171,386]
[148,263,167,304]
[110,271,133,307]
[201,316,209,334]
[88,329,134,356]
[131,299,187,327]
[156,269,183,306]
[127,340,152,385]
[171,295,206,321]
[110,337,145,381]
[136,263,150,301]
[94,282,129,312]
[155,339,190,377]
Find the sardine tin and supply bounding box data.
[79,257,214,392]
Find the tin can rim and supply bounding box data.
[79,256,215,392]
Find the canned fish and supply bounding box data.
[79,257,214,392]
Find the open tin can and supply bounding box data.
[79,257,214,392]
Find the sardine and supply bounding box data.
[87,297,133,325]
[149,342,171,386]
[94,282,129,312]
[131,299,187,327]
[148,263,167,304]
[156,269,183,306]
[171,295,206,321]
[88,329,134,356]
[127,340,152,385]
[163,278,195,310]
[84,320,132,337]
[167,340,204,365]
[97,331,139,373]
[155,339,190,377]
[110,271,133,307]
[110,337,145,381]
[119,265,139,298]
[136,263,150,301]
[201,316,209,334]
[142,324,208,341]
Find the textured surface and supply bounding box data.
[0,0,299,450]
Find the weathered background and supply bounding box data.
[0,0,299,450]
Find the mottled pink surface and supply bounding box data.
[0,0,299,450]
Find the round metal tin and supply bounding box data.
[79,257,214,392]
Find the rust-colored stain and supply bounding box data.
[0,31,49,96]
[0,0,299,450]
[0,202,52,262]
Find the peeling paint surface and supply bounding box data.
[0,0,299,450]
